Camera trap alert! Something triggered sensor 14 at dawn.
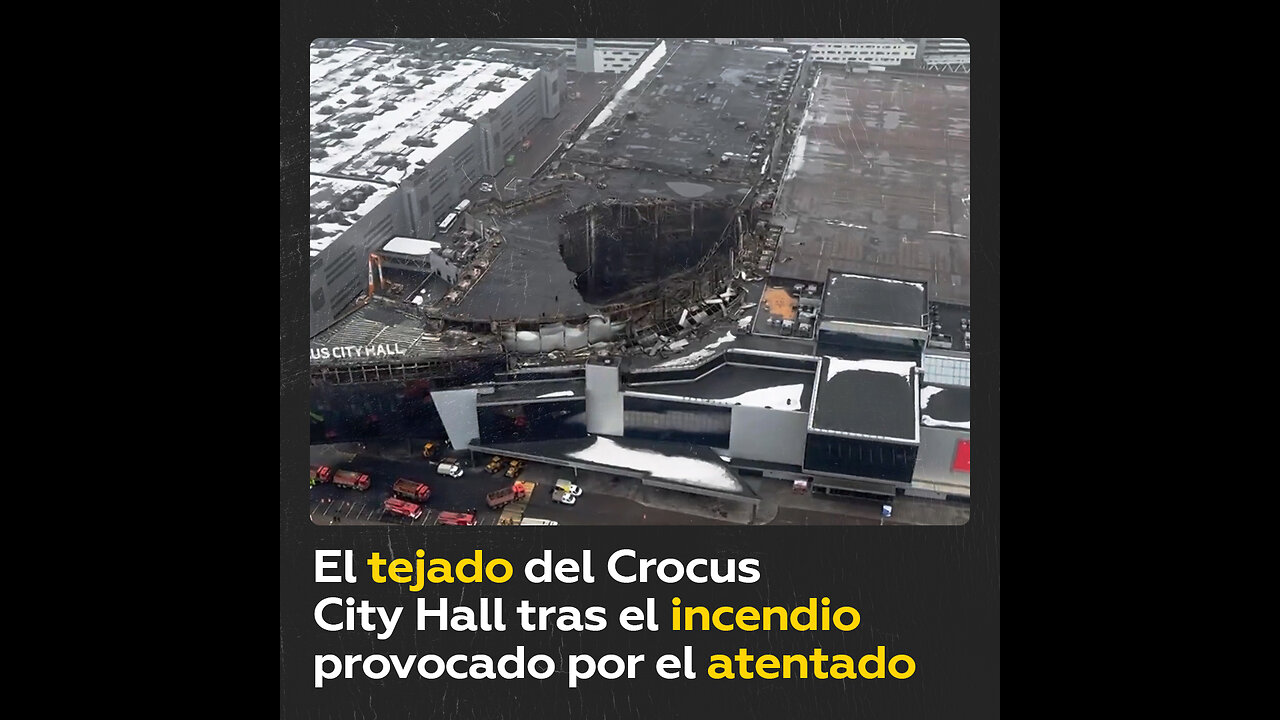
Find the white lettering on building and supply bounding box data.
[310,343,406,361]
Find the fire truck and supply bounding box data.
[436,510,478,526]
[383,498,423,520]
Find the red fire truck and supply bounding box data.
[383,498,423,520]
[436,510,478,526]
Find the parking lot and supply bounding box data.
[307,444,739,527]
[308,447,602,527]
[308,442,968,527]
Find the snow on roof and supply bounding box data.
[537,390,576,398]
[920,385,944,406]
[310,47,537,185]
[566,436,744,492]
[309,175,398,239]
[653,330,737,368]
[781,77,818,183]
[825,357,916,383]
[919,385,970,429]
[921,415,969,430]
[586,40,669,133]
[828,272,924,289]
[382,236,443,256]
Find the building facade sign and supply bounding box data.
[310,343,408,361]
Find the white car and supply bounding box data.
[435,462,464,478]
[552,489,577,505]
[555,480,583,497]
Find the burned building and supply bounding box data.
[559,199,738,303]
[307,39,973,512]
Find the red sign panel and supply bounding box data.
[952,439,970,473]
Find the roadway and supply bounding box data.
[471,71,619,203]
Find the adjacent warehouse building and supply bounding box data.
[490,38,657,73]
[308,40,567,337]
[917,38,970,73]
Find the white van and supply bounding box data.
[519,517,559,526]
[436,462,464,478]
[555,479,583,497]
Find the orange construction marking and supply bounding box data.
[762,286,799,319]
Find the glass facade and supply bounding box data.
[803,433,917,483]
[476,400,588,444]
[623,396,731,448]
[310,379,446,444]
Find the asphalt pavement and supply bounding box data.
[308,442,969,527]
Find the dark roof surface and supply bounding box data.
[565,41,792,183]
[919,385,969,427]
[629,363,815,411]
[771,70,970,303]
[809,355,919,442]
[821,271,926,327]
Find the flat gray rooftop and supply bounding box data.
[810,354,920,443]
[565,40,792,184]
[920,385,969,429]
[629,363,815,412]
[822,271,927,327]
[773,70,970,303]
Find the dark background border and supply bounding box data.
[282,3,999,717]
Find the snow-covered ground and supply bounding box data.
[566,436,745,492]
